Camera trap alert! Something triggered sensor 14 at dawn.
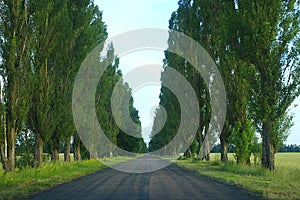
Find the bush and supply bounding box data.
[16,153,34,169]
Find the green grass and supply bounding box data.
[99,156,139,166]
[176,153,300,199]
[0,159,106,199]
[1,153,298,199]
[0,155,139,199]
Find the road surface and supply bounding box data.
[29,157,262,200]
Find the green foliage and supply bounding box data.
[0,0,33,171]
[151,0,300,170]
[273,112,294,152]
[250,135,262,165]
[231,120,255,164]
[95,53,146,155]
[15,132,35,168]
[0,0,141,171]
[235,0,300,169]
[149,88,181,153]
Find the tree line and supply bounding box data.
[210,143,300,153]
[278,144,300,152]
[0,0,146,173]
[149,0,300,170]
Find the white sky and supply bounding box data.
[95,0,300,145]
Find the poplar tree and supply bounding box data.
[0,0,32,172]
[69,1,107,161]
[236,0,300,170]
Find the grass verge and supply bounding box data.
[176,156,300,199]
[99,156,140,166]
[0,159,106,199]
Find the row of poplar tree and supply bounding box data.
[0,0,146,173]
[149,0,300,170]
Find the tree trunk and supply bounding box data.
[246,157,251,166]
[197,129,204,159]
[89,140,94,159]
[64,139,71,162]
[5,116,17,172]
[203,152,210,161]
[202,130,210,161]
[0,89,7,171]
[184,147,192,158]
[34,133,44,167]
[73,136,81,161]
[6,131,16,172]
[52,148,59,162]
[202,91,210,161]
[262,120,275,170]
[220,135,229,163]
[0,145,8,171]
[202,140,210,161]
[51,136,60,162]
[74,144,81,161]
[0,121,8,171]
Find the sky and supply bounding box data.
[95,0,300,145]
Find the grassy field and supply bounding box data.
[176,153,300,199]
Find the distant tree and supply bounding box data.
[149,86,181,155]
[65,1,107,162]
[68,1,107,161]
[117,96,147,154]
[278,144,300,152]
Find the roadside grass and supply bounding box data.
[99,155,140,166]
[0,159,105,199]
[176,153,300,199]
[0,160,106,199]
[0,155,140,199]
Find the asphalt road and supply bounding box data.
[29,157,262,200]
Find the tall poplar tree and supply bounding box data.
[26,0,71,167]
[236,0,300,170]
[69,1,107,161]
[0,0,32,172]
